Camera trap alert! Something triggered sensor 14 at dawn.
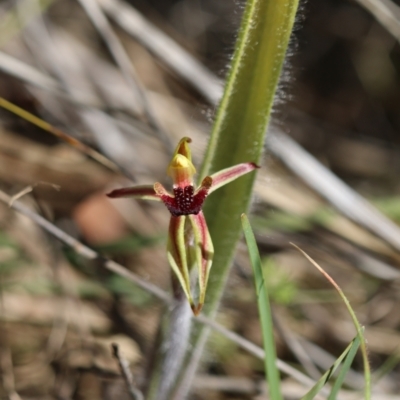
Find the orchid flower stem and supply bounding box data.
[107,136,257,400]
[173,0,300,395]
[146,276,192,400]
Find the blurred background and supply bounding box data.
[1,0,400,398]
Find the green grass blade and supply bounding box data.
[199,0,299,182]
[199,0,300,316]
[300,336,360,400]
[292,244,371,400]
[241,214,282,400]
[328,335,361,400]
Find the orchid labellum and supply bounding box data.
[107,137,258,315]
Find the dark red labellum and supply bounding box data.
[160,185,208,216]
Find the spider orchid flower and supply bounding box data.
[107,137,258,315]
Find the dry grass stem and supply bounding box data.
[112,343,144,400]
[0,188,318,392]
[77,0,173,153]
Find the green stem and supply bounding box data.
[147,281,192,400]
[173,0,300,397]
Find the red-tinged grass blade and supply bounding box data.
[189,211,214,315]
[167,216,194,307]
[207,163,259,194]
[0,96,120,173]
[241,214,283,400]
[300,335,360,400]
[107,185,161,200]
[328,335,361,400]
[291,243,371,400]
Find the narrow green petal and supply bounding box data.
[189,211,214,315]
[167,215,194,306]
[107,185,161,201]
[207,163,259,194]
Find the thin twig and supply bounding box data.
[273,310,321,381]
[0,189,170,303]
[15,0,141,181]
[99,0,222,105]
[195,314,327,394]
[76,0,173,153]
[112,343,144,400]
[0,97,120,174]
[193,375,263,395]
[0,189,318,392]
[0,50,98,107]
[267,131,400,252]
[14,2,131,177]
[8,182,60,207]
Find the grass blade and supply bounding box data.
[328,335,361,400]
[200,0,300,317]
[292,243,371,400]
[300,335,360,400]
[241,214,282,400]
[0,97,119,173]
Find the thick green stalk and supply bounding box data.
[173,0,300,397]
[200,0,300,314]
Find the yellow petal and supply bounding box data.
[167,154,196,187]
[173,137,193,161]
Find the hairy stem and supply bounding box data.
[147,280,192,400]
